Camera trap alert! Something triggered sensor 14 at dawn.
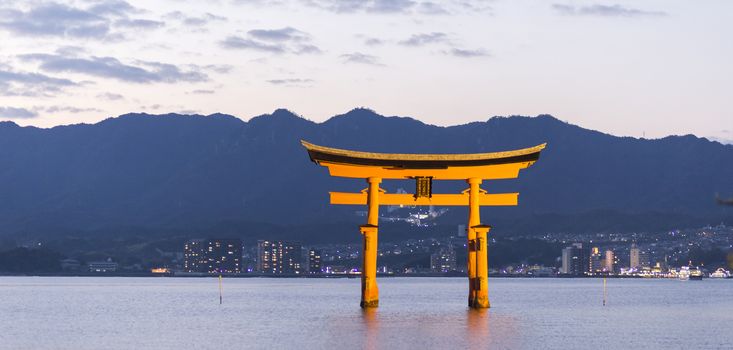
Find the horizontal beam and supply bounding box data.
[322,161,534,180]
[330,192,519,206]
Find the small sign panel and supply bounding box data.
[414,176,433,199]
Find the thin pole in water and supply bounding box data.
[602,277,607,306]
[219,274,223,305]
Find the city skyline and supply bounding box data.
[0,0,731,142]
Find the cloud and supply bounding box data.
[202,64,234,74]
[417,2,449,14]
[294,44,322,54]
[706,136,733,145]
[552,4,666,17]
[0,3,111,39]
[114,18,165,29]
[445,48,490,57]
[364,37,384,46]
[40,105,103,114]
[166,11,227,27]
[0,106,38,119]
[97,92,125,100]
[249,27,308,42]
[0,68,79,97]
[55,45,88,56]
[21,54,209,83]
[139,104,162,110]
[220,27,321,54]
[369,0,416,13]
[355,33,386,46]
[232,0,285,6]
[220,36,286,53]
[0,1,162,40]
[454,0,493,13]
[399,32,448,46]
[136,104,198,115]
[190,89,215,94]
[235,0,486,15]
[186,13,226,25]
[310,0,416,14]
[266,78,314,87]
[87,0,139,17]
[340,52,384,66]
[182,17,207,26]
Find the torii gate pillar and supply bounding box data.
[472,224,491,308]
[467,178,490,308]
[360,177,381,308]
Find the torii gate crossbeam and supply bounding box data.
[302,140,546,308]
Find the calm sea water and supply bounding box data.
[1,277,732,349]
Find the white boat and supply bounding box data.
[710,268,731,278]
[690,267,704,280]
[679,265,703,280]
[678,266,690,281]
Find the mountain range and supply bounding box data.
[1,108,732,243]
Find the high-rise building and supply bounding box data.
[561,243,586,275]
[604,250,615,273]
[630,244,651,269]
[308,249,322,274]
[184,239,205,273]
[204,239,242,273]
[561,248,571,274]
[589,247,603,274]
[257,240,303,274]
[430,246,457,273]
[183,238,242,273]
[658,255,669,272]
[630,243,641,268]
[457,224,466,237]
[639,250,650,268]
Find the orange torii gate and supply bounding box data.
[302,140,547,308]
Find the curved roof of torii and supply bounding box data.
[301,140,547,169]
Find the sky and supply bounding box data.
[0,0,731,141]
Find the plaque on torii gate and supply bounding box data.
[302,140,547,308]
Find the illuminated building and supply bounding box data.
[630,243,641,268]
[561,243,586,276]
[589,247,603,274]
[89,259,118,273]
[257,240,303,274]
[639,250,650,268]
[204,239,242,273]
[184,239,205,272]
[184,238,242,273]
[561,247,572,274]
[604,250,615,273]
[659,255,669,272]
[309,249,322,274]
[431,246,457,273]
